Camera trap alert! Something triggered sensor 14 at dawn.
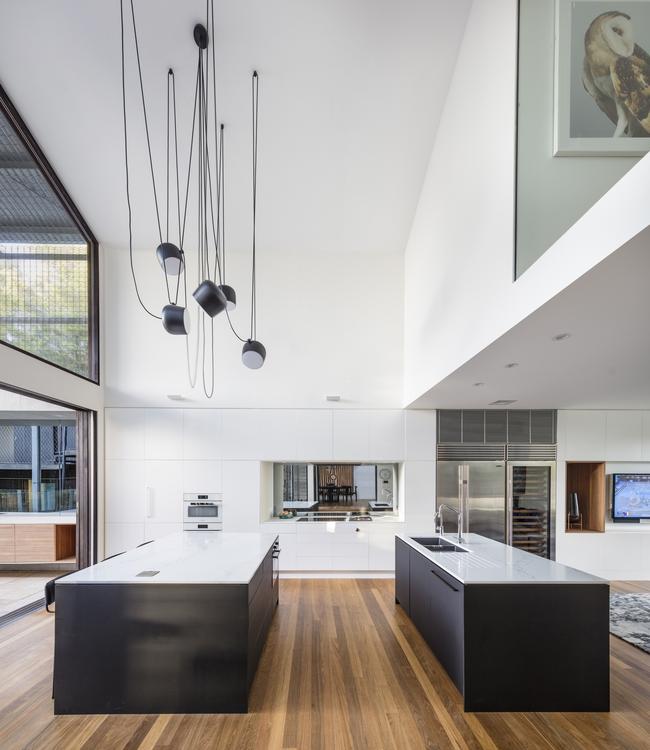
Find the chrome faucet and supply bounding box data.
[435,503,464,544]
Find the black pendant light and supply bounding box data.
[121,0,270,393]
[156,242,183,275]
[242,339,266,369]
[162,304,190,335]
[193,279,226,317]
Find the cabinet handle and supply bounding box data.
[430,568,459,592]
[145,487,154,519]
[355,527,360,532]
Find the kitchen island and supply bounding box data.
[53,531,279,714]
[395,533,609,712]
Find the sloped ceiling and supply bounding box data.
[0,0,471,259]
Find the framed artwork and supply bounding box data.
[554,0,650,155]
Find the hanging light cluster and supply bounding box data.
[120,0,266,398]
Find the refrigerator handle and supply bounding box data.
[458,464,469,534]
[506,466,513,546]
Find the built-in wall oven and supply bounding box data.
[183,492,223,531]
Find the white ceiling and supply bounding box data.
[0,0,471,258]
[410,226,650,410]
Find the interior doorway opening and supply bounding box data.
[0,387,95,622]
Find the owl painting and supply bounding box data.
[582,11,650,137]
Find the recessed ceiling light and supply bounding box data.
[473,382,485,387]
[504,362,519,369]
[552,333,571,341]
[489,399,517,406]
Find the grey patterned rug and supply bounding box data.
[610,593,650,654]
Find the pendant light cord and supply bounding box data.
[250,70,259,341]
[128,0,163,245]
[120,0,161,320]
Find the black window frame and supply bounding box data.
[0,82,99,384]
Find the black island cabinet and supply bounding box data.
[395,536,610,712]
[54,534,279,715]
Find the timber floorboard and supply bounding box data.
[0,579,648,750]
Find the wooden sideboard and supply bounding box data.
[0,524,76,563]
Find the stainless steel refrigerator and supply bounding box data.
[436,460,556,559]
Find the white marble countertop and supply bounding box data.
[398,532,606,585]
[0,512,76,525]
[58,532,277,585]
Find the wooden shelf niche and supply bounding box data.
[565,462,606,533]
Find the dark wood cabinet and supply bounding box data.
[426,561,464,692]
[54,538,279,715]
[407,547,464,693]
[394,537,609,712]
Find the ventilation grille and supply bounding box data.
[437,444,506,461]
[507,444,557,461]
[437,410,556,445]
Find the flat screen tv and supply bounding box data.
[612,473,650,522]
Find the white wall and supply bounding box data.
[556,410,650,580]
[104,407,436,571]
[403,0,650,408]
[103,241,404,409]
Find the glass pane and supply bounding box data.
[511,466,550,558]
[0,421,77,514]
[515,0,644,277]
[0,106,92,377]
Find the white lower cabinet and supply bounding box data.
[295,523,369,571]
[368,530,399,570]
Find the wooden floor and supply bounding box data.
[0,571,60,617]
[1,580,649,750]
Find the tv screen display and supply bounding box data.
[612,474,650,520]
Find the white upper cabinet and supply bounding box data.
[404,410,435,461]
[182,409,223,460]
[563,411,607,460]
[332,411,370,460]
[294,410,333,461]
[105,409,146,460]
[641,412,650,461]
[144,409,184,460]
[605,412,643,461]
[368,411,404,461]
[182,460,222,493]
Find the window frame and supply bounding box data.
[0,83,99,384]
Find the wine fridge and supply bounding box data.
[436,456,556,559]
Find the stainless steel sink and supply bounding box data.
[410,536,469,553]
